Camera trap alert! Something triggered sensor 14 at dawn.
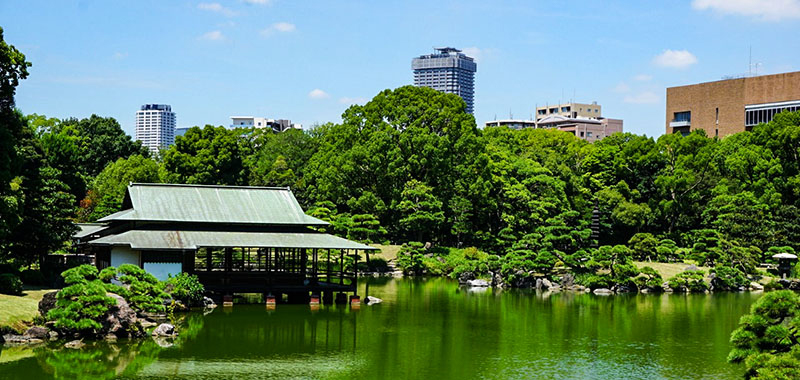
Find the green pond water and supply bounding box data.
[0,277,761,380]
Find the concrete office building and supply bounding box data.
[412,47,477,114]
[666,71,800,137]
[536,115,623,143]
[484,120,538,129]
[536,102,601,119]
[230,116,302,133]
[135,104,176,155]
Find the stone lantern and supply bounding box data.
[772,252,798,279]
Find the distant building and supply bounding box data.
[175,127,191,138]
[135,104,176,155]
[536,101,602,119]
[666,71,800,137]
[484,120,537,129]
[412,47,477,114]
[230,116,302,133]
[536,115,623,143]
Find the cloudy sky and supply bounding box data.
[2,0,799,137]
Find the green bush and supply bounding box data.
[165,272,205,305]
[710,266,748,290]
[764,280,784,291]
[577,274,613,290]
[634,266,663,291]
[396,242,425,275]
[20,269,46,286]
[47,265,117,334]
[100,264,167,313]
[0,273,23,295]
[667,270,708,292]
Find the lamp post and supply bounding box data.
[772,252,798,279]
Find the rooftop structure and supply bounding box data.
[536,115,623,143]
[484,120,537,130]
[666,71,800,137]
[412,47,477,114]
[536,102,601,119]
[76,183,375,296]
[230,116,302,132]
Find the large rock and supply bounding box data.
[202,296,217,309]
[38,291,58,317]
[593,288,614,295]
[560,273,575,288]
[104,293,141,337]
[535,278,543,290]
[466,279,489,287]
[684,264,699,271]
[750,282,764,291]
[64,340,84,349]
[457,271,476,284]
[24,326,49,340]
[365,296,382,305]
[541,278,553,289]
[152,323,176,337]
[491,273,505,288]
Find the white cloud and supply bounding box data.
[198,2,236,17]
[339,97,368,105]
[692,0,800,21]
[652,49,698,69]
[613,82,630,93]
[261,22,296,37]
[199,30,225,41]
[461,47,481,62]
[624,91,660,104]
[634,74,652,81]
[308,89,329,99]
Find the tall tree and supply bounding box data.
[161,125,247,185]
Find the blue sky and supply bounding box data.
[2,0,799,137]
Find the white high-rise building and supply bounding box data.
[135,104,176,155]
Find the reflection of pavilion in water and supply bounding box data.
[153,307,360,371]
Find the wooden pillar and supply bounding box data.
[301,248,308,277]
[206,248,212,271]
[225,247,232,272]
[339,250,344,285]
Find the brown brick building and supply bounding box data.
[666,71,800,137]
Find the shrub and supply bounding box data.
[764,280,784,291]
[577,274,613,290]
[396,242,425,275]
[20,269,46,286]
[710,266,748,290]
[100,264,167,313]
[634,266,663,291]
[165,272,205,305]
[667,270,708,292]
[47,265,116,334]
[0,273,23,295]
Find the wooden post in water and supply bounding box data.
[223,294,233,307]
[265,293,276,310]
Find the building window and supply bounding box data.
[673,111,691,122]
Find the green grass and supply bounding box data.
[0,287,56,331]
[368,244,402,264]
[634,261,710,280]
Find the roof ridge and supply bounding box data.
[129,183,291,191]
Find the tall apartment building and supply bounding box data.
[412,47,477,114]
[666,71,800,137]
[536,101,601,119]
[135,104,176,155]
[230,116,302,132]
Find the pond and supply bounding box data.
[0,277,760,380]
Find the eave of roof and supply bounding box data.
[88,229,378,251]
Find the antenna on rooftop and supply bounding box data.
[748,46,762,77]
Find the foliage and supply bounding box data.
[710,266,749,291]
[165,272,205,305]
[634,266,663,291]
[728,290,800,379]
[161,125,248,185]
[667,270,708,292]
[0,273,22,295]
[100,264,167,313]
[47,265,116,334]
[396,242,426,275]
[81,154,160,221]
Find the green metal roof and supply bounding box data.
[89,229,377,251]
[74,223,109,239]
[97,183,328,226]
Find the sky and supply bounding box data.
[2,0,800,138]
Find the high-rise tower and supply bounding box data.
[135,104,176,155]
[412,47,477,114]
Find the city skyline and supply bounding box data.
[2,1,799,138]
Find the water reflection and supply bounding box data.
[0,278,761,380]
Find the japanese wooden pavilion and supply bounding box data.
[74,183,376,300]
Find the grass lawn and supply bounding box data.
[634,261,710,280]
[0,287,57,331]
[368,244,402,264]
